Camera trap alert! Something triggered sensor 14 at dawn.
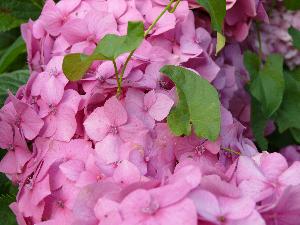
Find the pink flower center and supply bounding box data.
[194,145,205,156]
[218,216,226,223]
[49,68,59,77]
[7,144,14,151]
[109,126,118,135]
[56,200,65,208]
[87,34,97,43]
[49,105,57,115]
[141,199,160,215]
[15,117,22,127]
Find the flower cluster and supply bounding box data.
[249,0,300,69]
[1,0,300,225]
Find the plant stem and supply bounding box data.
[112,60,121,96]
[117,0,181,96]
[144,0,176,37]
[223,147,241,156]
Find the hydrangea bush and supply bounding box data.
[0,0,300,225]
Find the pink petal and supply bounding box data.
[95,135,121,164]
[84,107,110,142]
[279,162,300,186]
[260,153,288,182]
[104,96,128,126]
[0,121,13,148]
[41,75,65,105]
[157,198,197,225]
[189,189,220,223]
[59,159,85,181]
[62,19,89,44]
[52,106,77,141]
[148,93,174,121]
[113,160,141,185]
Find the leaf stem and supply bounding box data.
[112,60,121,97]
[117,0,181,96]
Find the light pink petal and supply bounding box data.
[157,198,197,225]
[59,159,85,181]
[231,211,266,225]
[32,175,51,205]
[84,107,110,142]
[203,140,220,154]
[189,189,220,223]
[219,197,255,220]
[31,72,50,97]
[59,89,81,113]
[260,153,288,182]
[41,75,65,105]
[236,156,266,183]
[104,96,127,126]
[62,19,89,44]
[94,198,119,220]
[57,0,81,13]
[21,107,44,140]
[40,0,63,36]
[279,162,300,186]
[148,93,174,121]
[108,0,127,18]
[86,11,118,40]
[53,106,77,141]
[239,179,272,202]
[95,135,121,164]
[120,189,150,223]
[113,160,141,185]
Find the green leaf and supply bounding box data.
[0,0,40,20]
[290,128,300,144]
[160,65,221,141]
[288,27,300,50]
[62,53,98,81]
[250,54,284,117]
[196,0,226,33]
[0,70,29,107]
[0,36,26,73]
[275,68,300,132]
[94,21,144,60]
[0,13,24,32]
[244,51,260,80]
[216,32,225,55]
[284,0,300,10]
[251,98,268,150]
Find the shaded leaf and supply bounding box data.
[290,128,300,144]
[0,36,26,73]
[284,0,300,10]
[288,27,300,50]
[250,54,284,117]
[161,65,221,141]
[94,21,144,60]
[62,53,100,81]
[244,51,260,80]
[0,70,29,107]
[275,68,300,132]
[0,13,24,33]
[216,32,225,55]
[251,98,268,150]
[196,0,226,33]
